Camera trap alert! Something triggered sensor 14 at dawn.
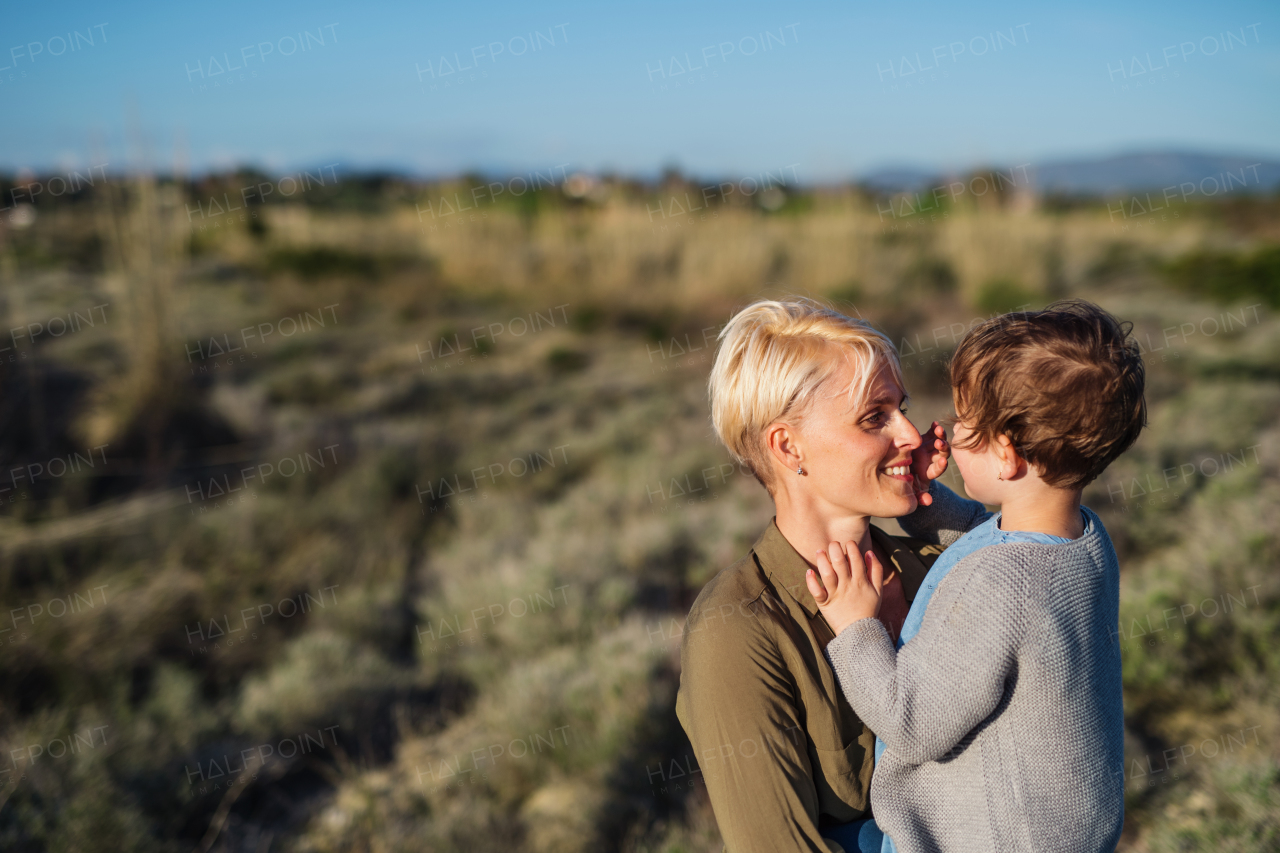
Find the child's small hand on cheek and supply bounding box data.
[911,421,950,505]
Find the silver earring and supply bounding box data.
[796,465,804,475]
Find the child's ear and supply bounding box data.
[994,434,1020,479]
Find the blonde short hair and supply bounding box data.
[709,298,903,491]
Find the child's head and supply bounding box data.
[947,300,1146,502]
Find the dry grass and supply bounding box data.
[0,179,1275,851]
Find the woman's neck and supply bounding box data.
[774,502,875,570]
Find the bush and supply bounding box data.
[237,631,402,735]
[1162,245,1280,308]
[265,246,414,281]
[974,277,1035,313]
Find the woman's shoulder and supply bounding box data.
[685,547,771,628]
[682,525,803,656]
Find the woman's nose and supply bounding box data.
[896,414,923,450]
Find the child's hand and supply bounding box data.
[805,542,885,636]
[911,421,950,506]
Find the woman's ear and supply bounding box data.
[765,422,802,475]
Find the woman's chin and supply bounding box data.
[878,490,918,518]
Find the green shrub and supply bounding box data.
[237,630,402,735]
[975,278,1035,313]
[1162,245,1280,308]
[903,258,958,294]
[1144,761,1280,852]
[265,246,415,281]
[547,348,589,374]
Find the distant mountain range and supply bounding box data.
[860,151,1280,196]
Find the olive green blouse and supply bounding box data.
[675,519,942,852]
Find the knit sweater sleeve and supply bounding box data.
[824,547,1026,766]
[898,480,993,546]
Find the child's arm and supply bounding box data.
[898,480,993,547]
[807,543,1023,765]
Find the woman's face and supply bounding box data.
[791,360,923,519]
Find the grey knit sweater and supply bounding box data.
[825,482,1125,853]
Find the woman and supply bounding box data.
[675,298,948,852]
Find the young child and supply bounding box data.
[805,301,1146,853]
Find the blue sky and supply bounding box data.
[2,0,1277,180]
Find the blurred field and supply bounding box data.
[0,169,1277,852]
